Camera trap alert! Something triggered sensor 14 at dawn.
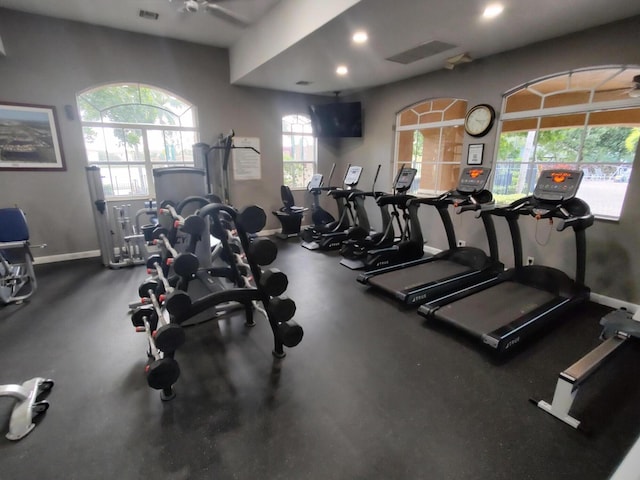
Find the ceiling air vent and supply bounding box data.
[139,10,160,20]
[386,40,457,65]
[295,80,313,86]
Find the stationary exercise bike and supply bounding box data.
[0,207,54,440]
[0,207,43,305]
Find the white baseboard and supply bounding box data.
[34,250,101,265]
[589,292,639,314]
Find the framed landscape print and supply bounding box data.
[0,102,66,171]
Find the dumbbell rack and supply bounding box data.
[129,201,304,400]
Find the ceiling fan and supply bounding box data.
[170,0,251,28]
[601,74,640,98]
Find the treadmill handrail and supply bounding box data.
[493,195,594,232]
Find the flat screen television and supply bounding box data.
[308,102,362,138]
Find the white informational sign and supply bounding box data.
[232,137,261,180]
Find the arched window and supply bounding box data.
[282,114,316,189]
[394,98,468,194]
[493,66,640,219]
[77,83,198,197]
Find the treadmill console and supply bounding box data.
[344,166,363,186]
[533,169,583,202]
[394,167,417,192]
[308,174,323,190]
[456,167,491,194]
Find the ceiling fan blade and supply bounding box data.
[204,3,251,27]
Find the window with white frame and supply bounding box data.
[77,83,198,198]
[282,114,316,189]
[394,98,468,195]
[494,67,640,220]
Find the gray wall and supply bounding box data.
[341,16,640,303]
[0,9,338,256]
[1,9,639,303]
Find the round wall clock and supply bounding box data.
[464,104,496,137]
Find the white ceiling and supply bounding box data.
[2,0,640,95]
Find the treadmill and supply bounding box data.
[418,169,594,354]
[358,167,504,306]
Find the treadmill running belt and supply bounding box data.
[368,260,472,293]
[433,281,557,337]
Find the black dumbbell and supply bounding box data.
[248,238,278,266]
[237,205,266,234]
[259,269,288,296]
[131,305,155,327]
[146,254,162,271]
[145,357,180,390]
[278,320,304,348]
[268,295,296,322]
[169,252,199,278]
[162,289,192,318]
[181,215,205,236]
[153,323,186,352]
[138,279,159,299]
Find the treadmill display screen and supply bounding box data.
[394,167,418,191]
[551,172,571,183]
[533,169,583,202]
[457,167,490,193]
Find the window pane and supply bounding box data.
[441,125,464,162]
[283,134,315,162]
[181,131,196,163]
[443,100,468,121]
[178,107,196,128]
[78,84,197,199]
[536,125,583,164]
[543,91,591,108]
[505,89,542,113]
[577,174,631,219]
[103,164,148,197]
[102,105,179,126]
[103,127,128,162]
[283,162,314,189]
[124,129,144,162]
[83,127,108,163]
[439,163,461,192]
[399,109,419,126]
[496,67,640,219]
[493,163,538,204]
[579,123,638,218]
[148,130,167,162]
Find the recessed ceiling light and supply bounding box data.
[336,65,349,76]
[352,31,368,44]
[483,3,504,19]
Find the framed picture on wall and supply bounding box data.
[467,143,484,165]
[0,102,66,171]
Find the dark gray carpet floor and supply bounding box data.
[1,239,639,479]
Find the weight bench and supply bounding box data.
[0,208,41,305]
[272,185,307,239]
[532,308,640,429]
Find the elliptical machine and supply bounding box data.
[299,165,354,244]
[300,165,364,250]
[308,165,338,228]
[340,166,416,269]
